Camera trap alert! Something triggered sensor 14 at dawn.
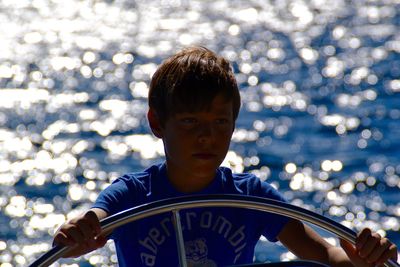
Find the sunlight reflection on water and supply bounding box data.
[0,0,400,266]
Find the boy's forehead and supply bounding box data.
[210,100,233,114]
[166,92,237,120]
[177,99,233,115]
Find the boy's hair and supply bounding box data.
[148,46,241,126]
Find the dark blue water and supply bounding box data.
[0,1,399,266]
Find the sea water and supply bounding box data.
[0,0,399,266]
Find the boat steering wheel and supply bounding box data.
[29,194,399,267]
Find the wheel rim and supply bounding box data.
[29,194,400,267]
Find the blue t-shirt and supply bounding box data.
[93,163,289,266]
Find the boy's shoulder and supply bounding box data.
[111,163,163,190]
[219,166,257,183]
[218,166,286,202]
[118,163,161,180]
[218,166,275,194]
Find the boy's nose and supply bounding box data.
[197,123,215,144]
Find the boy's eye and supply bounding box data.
[180,118,197,124]
[215,118,229,124]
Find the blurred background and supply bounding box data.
[0,0,399,266]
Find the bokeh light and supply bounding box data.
[1,0,399,266]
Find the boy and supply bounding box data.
[54,46,398,266]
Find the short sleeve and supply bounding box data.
[255,180,290,242]
[92,177,135,215]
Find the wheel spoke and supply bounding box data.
[172,209,188,267]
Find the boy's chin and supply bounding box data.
[168,157,222,175]
[190,161,220,175]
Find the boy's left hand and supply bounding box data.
[340,228,398,267]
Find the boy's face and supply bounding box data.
[153,94,234,182]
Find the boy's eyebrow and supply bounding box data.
[175,109,232,117]
[215,109,233,116]
[212,104,234,114]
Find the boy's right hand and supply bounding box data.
[53,210,108,258]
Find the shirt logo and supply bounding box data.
[139,210,247,266]
[185,238,217,267]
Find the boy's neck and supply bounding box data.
[165,162,216,193]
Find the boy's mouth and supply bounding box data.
[192,153,217,159]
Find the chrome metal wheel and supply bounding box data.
[29,194,400,267]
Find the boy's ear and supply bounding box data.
[147,109,163,138]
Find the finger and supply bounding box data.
[95,235,108,248]
[54,232,74,246]
[76,219,95,241]
[356,228,372,250]
[340,238,355,254]
[358,232,380,258]
[84,210,102,235]
[376,243,398,266]
[75,234,107,255]
[85,237,99,250]
[340,239,361,261]
[365,238,390,263]
[64,225,86,244]
[340,238,380,267]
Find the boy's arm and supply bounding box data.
[53,208,110,258]
[277,219,398,267]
